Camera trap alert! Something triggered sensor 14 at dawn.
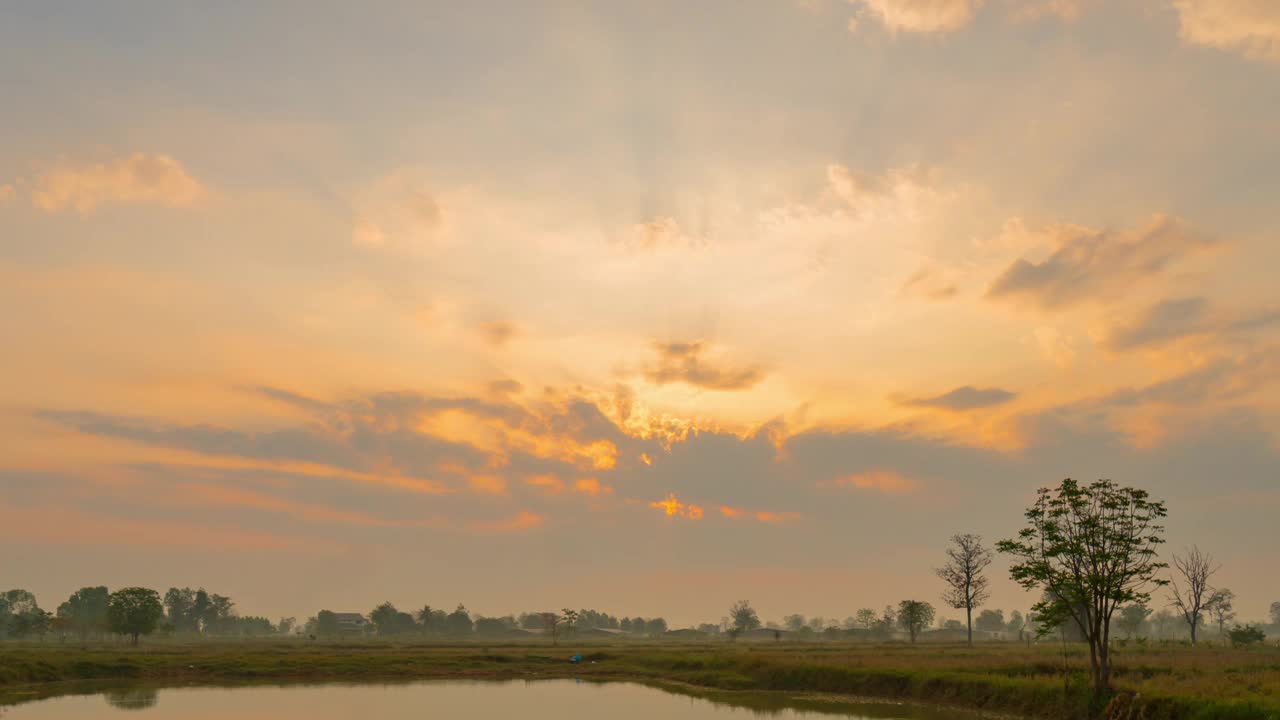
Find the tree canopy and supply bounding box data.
[998,479,1167,698]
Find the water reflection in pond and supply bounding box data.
[2,679,988,719]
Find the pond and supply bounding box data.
[0,679,989,719]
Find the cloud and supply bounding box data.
[823,469,918,494]
[642,341,765,391]
[985,215,1215,310]
[1095,352,1280,409]
[36,386,642,500]
[182,483,394,527]
[651,492,687,517]
[478,320,519,347]
[0,495,346,554]
[469,510,544,533]
[525,474,566,495]
[350,172,444,248]
[1100,297,1280,352]
[649,492,705,520]
[0,184,14,206]
[899,385,1018,411]
[754,510,802,524]
[1032,326,1077,368]
[826,163,943,220]
[574,477,613,496]
[622,216,702,252]
[849,0,984,34]
[31,153,203,213]
[489,379,524,396]
[1173,0,1280,62]
[468,474,508,495]
[900,265,959,301]
[1004,0,1082,21]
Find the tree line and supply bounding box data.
[306,603,670,643]
[0,586,280,644]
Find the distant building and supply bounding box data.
[332,613,368,634]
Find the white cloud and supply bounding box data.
[349,171,445,250]
[31,153,203,214]
[1032,325,1077,368]
[1174,0,1280,62]
[826,163,945,220]
[850,0,984,34]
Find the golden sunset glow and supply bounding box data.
[2,0,1279,626]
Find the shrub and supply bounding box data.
[1228,625,1266,648]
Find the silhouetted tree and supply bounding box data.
[561,609,580,637]
[540,612,561,645]
[56,586,110,640]
[107,587,164,645]
[936,533,993,645]
[854,608,878,631]
[998,478,1168,700]
[897,600,935,643]
[1205,588,1236,638]
[729,600,761,635]
[1170,546,1218,645]
[445,604,472,636]
[975,609,1005,634]
[1116,605,1152,639]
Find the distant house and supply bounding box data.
[333,613,368,634]
[743,628,794,642]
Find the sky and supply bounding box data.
[2,0,1279,628]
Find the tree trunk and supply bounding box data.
[1190,618,1198,645]
[966,607,973,645]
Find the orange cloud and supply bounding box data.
[468,474,508,495]
[1174,0,1280,63]
[650,493,705,520]
[0,499,347,554]
[470,510,544,533]
[32,153,203,213]
[574,477,613,496]
[826,470,918,494]
[719,505,746,518]
[525,474,566,495]
[755,510,802,524]
[651,492,685,517]
[642,341,765,391]
[182,483,393,526]
[478,320,519,347]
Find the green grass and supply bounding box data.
[1,640,1278,719]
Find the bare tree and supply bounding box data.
[1169,546,1219,645]
[936,533,993,645]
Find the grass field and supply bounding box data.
[1,640,1278,719]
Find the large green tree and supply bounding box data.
[896,600,935,643]
[107,587,164,645]
[729,600,761,635]
[998,479,1167,700]
[57,586,110,639]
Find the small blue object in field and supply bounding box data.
[570,653,583,663]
